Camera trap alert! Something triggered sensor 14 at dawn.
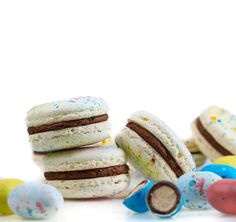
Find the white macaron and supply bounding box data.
[43,146,130,199]
[115,111,195,181]
[26,97,111,152]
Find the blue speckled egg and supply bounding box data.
[176,172,222,209]
[7,182,63,219]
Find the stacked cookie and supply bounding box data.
[192,106,236,162]
[26,97,130,198]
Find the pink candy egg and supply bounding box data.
[207,179,236,214]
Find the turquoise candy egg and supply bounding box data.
[176,172,222,209]
[7,182,64,219]
[201,164,236,179]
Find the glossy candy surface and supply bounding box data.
[207,179,236,214]
[201,164,236,179]
[0,179,24,215]
[214,156,236,168]
[8,182,64,219]
[123,180,153,213]
[176,172,222,209]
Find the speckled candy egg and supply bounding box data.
[207,179,236,214]
[176,172,222,209]
[8,182,63,219]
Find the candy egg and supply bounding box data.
[176,172,222,209]
[147,181,184,218]
[123,180,153,213]
[214,156,236,168]
[8,182,64,219]
[0,179,24,215]
[201,164,236,179]
[207,179,236,214]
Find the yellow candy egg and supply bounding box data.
[214,156,236,168]
[0,179,24,215]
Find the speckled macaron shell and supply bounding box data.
[26,97,109,127]
[8,182,63,219]
[30,121,111,152]
[46,174,130,199]
[193,106,236,161]
[26,97,111,152]
[44,146,130,198]
[43,146,127,172]
[115,111,195,181]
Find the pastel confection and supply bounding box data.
[176,171,222,209]
[147,181,184,218]
[8,182,63,219]
[192,106,236,161]
[123,180,153,213]
[184,138,206,167]
[0,179,24,215]
[43,146,130,198]
[214,155,236,168]
[207,179,236,215]
[201,164,236,179]
[26,97,111,152]
[115,111,195,182]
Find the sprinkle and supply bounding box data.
[210,116,217,121]
[140,117,149,122]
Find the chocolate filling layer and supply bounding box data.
[196,118,232,156]
[126,122,184,177]
[147,181,181,215]
[28,114,108,135]
[44,165,129,180]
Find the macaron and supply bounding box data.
[115,111,195,181]
[192,106,236,161]
[26,97,111,152]
[184,138,206,167]
[43,146,130,198]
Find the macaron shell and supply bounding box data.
[192,121,222,161]
[43,146,127,172]
[116,127,177,181]
[129,111,195,174]
[199,106,236,155]
[30,121,111,152]
[46,174,130,199]
[26,97,109,127]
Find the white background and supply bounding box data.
[0,0,236,221]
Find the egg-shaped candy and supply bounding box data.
[201,164,236,179]
[214,156,236,168]
[123,180,153,213]
[8,182,63,219]
[176,172,222,209]
[207,179,236,214]
[0,179,24,215]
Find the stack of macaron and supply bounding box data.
[25,96,130,199]
[24,98,236,218]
